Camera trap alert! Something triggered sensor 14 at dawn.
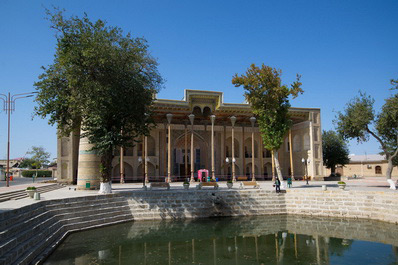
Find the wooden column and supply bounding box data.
[231,116,236,182]
[289,129,295,180]
[144,136,148,183]
[120,146,125,184]
[185,124,188,177]
[271,150,275,181]
[223,125,227,176]
[242,125,245,177]
[164,123,167,177]
[166,114,173,183]
[259,133,264,178]
[189,114,195,182]
[250,117,256,181]
[210,115,216,180]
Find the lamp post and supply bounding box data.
[225,157,236,180]
[301,158,310,185]
[188,114,195,183]
[0,92,37,187]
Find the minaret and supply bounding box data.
[76,133,101,190]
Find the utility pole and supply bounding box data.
[0,92,37,187]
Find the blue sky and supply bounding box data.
[0,0,397,160]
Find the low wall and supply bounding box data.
[118,189,398,224]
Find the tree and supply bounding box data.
[322,130,350,175]
[34,9,163,193]
[336,84,398,188]
[18,158,36,169]
[26,146,51,169]
[232,64,303,184]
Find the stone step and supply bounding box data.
[0,217,63,265]
[0,204,131,254]
[46,198,128,214]
[29,214,135,265]
[44,195,125,210]
[0,203,46,231]
[0,207,133,265]
[0,184,63,203]
[0,195,125,229]
[0,209,52,245]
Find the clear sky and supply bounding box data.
[0,0,397,160]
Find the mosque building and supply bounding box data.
[57,90,323,189]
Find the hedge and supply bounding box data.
[22,170,52,178]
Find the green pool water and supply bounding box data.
[44,215,398,265]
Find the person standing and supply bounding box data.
[275,178,281,193]
[287,177,292,188]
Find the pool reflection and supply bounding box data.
[44,215,398,265]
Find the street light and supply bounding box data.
[301,158,311,185]
[0,91,37,187]
[225,157,236,180]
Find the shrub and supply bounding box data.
[22,170,52,178]
[338,181,346,185]
[26,186,37,190]
[183,180,189,185]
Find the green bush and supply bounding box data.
[22,170,52,178]
[338,181,346,185]
[26,186,37,190]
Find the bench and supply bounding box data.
[196,182,219,190]
[236,176,248,181]
[239,181,260,189]
[148,182,170,190]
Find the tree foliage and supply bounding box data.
[34,8,163,183]
[18,158,36,169]
[232,64,303,151]
[22,146,51,169]
[322,130,350,173]
[232,64,303,180]
[336,87,398,179]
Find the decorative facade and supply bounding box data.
[57,90,323,189]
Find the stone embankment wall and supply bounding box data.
[1,189,398,264]
[120,189,398,224]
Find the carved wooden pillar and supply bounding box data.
[210,115,216,180]
[230,116,236,182]
[289,129,295,180]
[166,114,173,183]
[250,117,256,181]
[189,114,195,182]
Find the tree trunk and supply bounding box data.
[99,148,113,194]
[331,166,336,175]
[273,150,286,189]
[386,157,396,190]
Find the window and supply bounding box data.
[375,166,382,174]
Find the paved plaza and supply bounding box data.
[0,177,396,213]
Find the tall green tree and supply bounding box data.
[336,83,398,185]
[22,146,51,169]
[34,8,163,193]
[232,64,303,183]
[322,130,350,175]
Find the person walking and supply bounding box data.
[275,178,281,193]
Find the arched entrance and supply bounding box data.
[173,132,208,178]
[112,162,134,182]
